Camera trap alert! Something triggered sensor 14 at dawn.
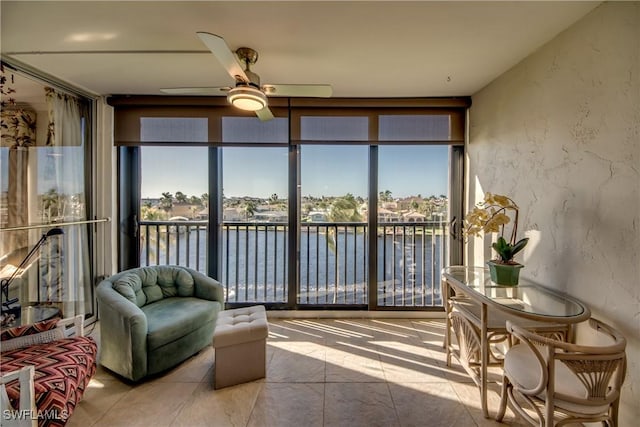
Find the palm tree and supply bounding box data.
[379,189,393,202]
[329,193,361,223]
[325,194,364,303]
[175,191,188,204]
[42,188,61,221]
[160,192,173,214]
[244,201,257,219]
[141,205,165,221]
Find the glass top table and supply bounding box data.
[442,265,590,322]
[441,265,590,419]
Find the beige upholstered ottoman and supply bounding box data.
[212,305,269,389]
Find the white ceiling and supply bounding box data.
[1,1,600,100]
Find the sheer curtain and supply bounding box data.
[41,87,91,317]
[0,108,36,253]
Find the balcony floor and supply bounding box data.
[69,318,529,427]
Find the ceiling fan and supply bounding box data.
[161,32,332,121]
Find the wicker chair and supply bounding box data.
[445,295,570,418]
[496,318,627,427]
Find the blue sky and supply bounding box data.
[2,145,449,200]
[140,145,449,200]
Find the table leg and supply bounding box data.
[480,302,489,418]
[443,278,452,366]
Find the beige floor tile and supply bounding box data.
[373,338,438,361]
[294,319,377,346]
[368,319,426,340]
[410,319,448,343]
[324,382,400,427]
[91,363,122,381]
[156,346,214,383]
[421,341,451,365]
[267,319,328,344]
[267,342,326,383]
[335,319,417,336]
[440,358,478,384]
[450,381,527,426]
[63,318,530,427]
[378,347,449,383]
[247,383,324,427]
[92,381,199,427]
[388,382,477,427]
[172,381,263,427]
[66,379,132,427]
[325,343,386,382]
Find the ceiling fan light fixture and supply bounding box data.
[227,86,267,111]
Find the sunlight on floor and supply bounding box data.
[67,318,526,427]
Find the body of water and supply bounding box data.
[140,225,444,307]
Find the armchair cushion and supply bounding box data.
[504,343,610,415]
[112,266,200,308]
[144,297,221,350]
[156,266,194,298]
[113,273,147,307]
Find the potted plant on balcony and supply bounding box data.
[463,192,529,285]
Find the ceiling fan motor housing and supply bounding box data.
[235,47,261,87]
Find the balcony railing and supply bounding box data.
[140,219,446,308]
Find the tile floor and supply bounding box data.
[68,318,527,427]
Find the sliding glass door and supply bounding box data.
[299,145,368,306]
[377,145,449,308]
[222,147,289,303]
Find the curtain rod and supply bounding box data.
[0,218,111,233]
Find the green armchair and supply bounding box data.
[96,265,224,382]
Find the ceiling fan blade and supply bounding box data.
[255,107,274,122]
[196,32,248,82]
[160,87,230,95]
[262,84,332,98]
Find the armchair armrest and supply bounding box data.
[96,280,148,381]
[188,268,225,303]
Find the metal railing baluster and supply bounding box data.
[138,219,445,308]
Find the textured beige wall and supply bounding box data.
[467,2,639,424]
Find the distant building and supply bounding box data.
[403,211,426,222]
[223,207,245,221]
[378,208,401,223]
[196,208,208,219]
[253,211,288,223]
[308,211,327,222]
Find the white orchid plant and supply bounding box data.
[463,192,529,264]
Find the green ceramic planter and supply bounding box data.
[487,261,524,286]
